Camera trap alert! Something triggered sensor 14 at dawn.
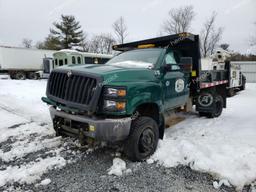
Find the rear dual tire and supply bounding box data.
[15,71,26,80]
[28,72,39,80]
[10,71,39,80]
[240,84,245,91]
[227,88,235,97]
[199,95,223,118]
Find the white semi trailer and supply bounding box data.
[0,46,55,80]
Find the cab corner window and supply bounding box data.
[77,57,81,64]
[72,56,76,64]
[59,59,63,66]
[84,57,93,64]
[94,58,99,64]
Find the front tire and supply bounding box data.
[124,116,159,162]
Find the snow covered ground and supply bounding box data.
[0,78,256,190]
[0,79,82,189]
[150,83,256,190]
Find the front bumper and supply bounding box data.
[49,106,131,142]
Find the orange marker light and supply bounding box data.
[116,102,126,110]
[138,44,155,49]
[117,90,126,97]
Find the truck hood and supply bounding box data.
[56,63,157,83]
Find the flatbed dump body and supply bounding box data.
[113,32,229,94]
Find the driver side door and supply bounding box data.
[162,51,187,110]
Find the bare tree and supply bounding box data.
[35,41,45,49]
[89,33,116,54]
[112,16,128,44]
[22,38,33,48]
[162,5,195,34]
[101,33,116,54]
[79,33,90,52]
[200,12,223,57]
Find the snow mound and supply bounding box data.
[151,84,256,190]
[0,79,50,124]
[108,158,127,176]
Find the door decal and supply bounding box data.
[175,79,184,93]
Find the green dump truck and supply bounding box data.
[42,33,229,161]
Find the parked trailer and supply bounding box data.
[42,49,113,76]
[54,49,112,66]
[0,46,54,80]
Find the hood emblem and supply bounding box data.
[67,70,72,77]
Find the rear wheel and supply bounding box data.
[227,88,235,97]
[28,72,39,80]
[9,72,16,79]
[240,83,245,91]
[201,95,223,118]
[15,71,26,80]
[124,116,159,162]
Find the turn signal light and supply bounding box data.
[116,102,126,110]
[117,90,126,97]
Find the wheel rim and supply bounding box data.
[138,127,155,155]
[17,73,25,80]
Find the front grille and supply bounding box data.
[47,71,99,109]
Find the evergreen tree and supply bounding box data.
[49,15,84,49]
[36,35,61,50]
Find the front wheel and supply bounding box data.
[124,116,159,162]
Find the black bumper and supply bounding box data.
[49,106,131,142]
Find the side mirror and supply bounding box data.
[179,57,193,72]
[163,64,180,72]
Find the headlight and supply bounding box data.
[105,87,126,97]
[104,100,126,112]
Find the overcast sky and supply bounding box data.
[0,0,255,53]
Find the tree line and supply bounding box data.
[34,15,127,54]
[22,5,256,58]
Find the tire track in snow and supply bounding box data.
[0,108,82,189]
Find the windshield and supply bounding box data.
[106,49,163,68]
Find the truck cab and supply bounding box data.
[42,33,228,161]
